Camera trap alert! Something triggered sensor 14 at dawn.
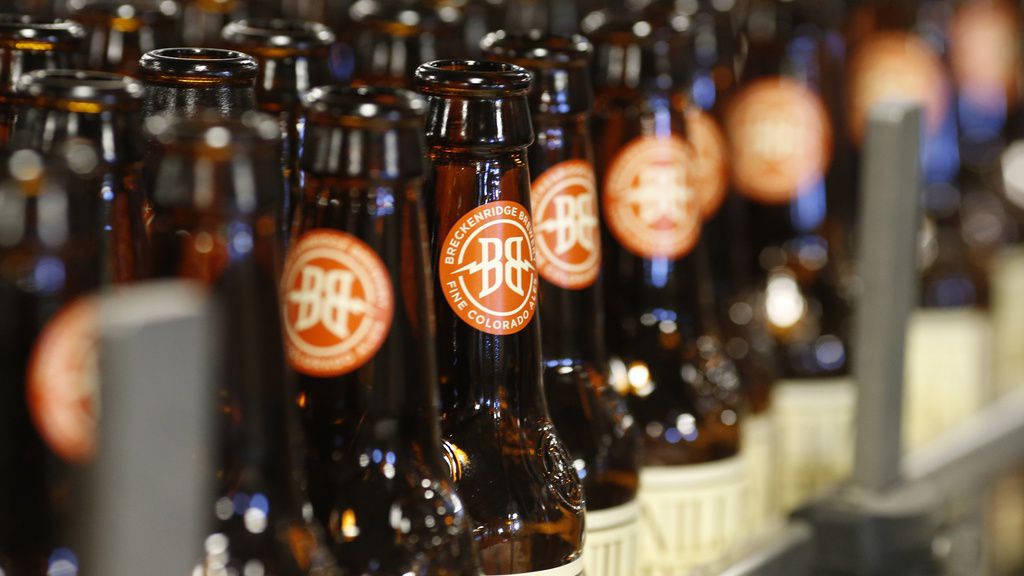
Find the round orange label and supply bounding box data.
[603,135,701,259]
[726,77,833,204]
[438,200,539,336]
[686,108,729,218]
[951,0,1020,108]
[848,32,949,142]
[282,230,394,377]
[27,296,100,464]
[531,160,601,290]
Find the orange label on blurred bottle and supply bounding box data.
[282,230,393,377]
[603,135,701,259]
[686,108,729,218]
[438,200,539,336]
[726,77,833,204]
[531,160,601,290]
[951,0,1020,109]
[27,296,100,464]
[848,32,949,142]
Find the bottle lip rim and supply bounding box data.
[139,47,259,83]
[480,30,592,67]
[221,18,335,53]
[581,9,663,44]
[414,59,532,96]
[68,0,180,22]
[348,0,459,34]
[0,14,85,46]
[16,69,144,106]
[303,85,425,125]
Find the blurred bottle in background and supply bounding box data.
[726,0,854,512]
[147,112,338,574]
[481,30,643,576]
[68,0,180,76]
[335,0,464,87]
[0,146,102,575]
[0,15,84,149]
[846,0,1000,451]
[222,18,336,246]
[289,85,482,575]
[418,59,586,575]
[13,70,149,284]
[585,7,746,572]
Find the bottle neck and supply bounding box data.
[530,112,606,367]
[428,148,550,420]
[295,178,446,465]
[142,81,256,120]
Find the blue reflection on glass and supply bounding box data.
[959,94,1007,143]
[48,548,78,576]
[790,179,826,233]
[692,72,716,110]
[922,112,960,185]
[649,257,669,288]
[228,222,254,259]
[250,493,269,515]
[232,492,250,515]
[33,256,66,294]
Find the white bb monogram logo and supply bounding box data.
[454,236,533,298]
[289,266,369,339]
[631,165,692,226]
[537,194,598,255]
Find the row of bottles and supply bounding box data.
[3,0,1024,574]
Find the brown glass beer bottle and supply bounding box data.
[0,146,102,575]
[139,46,258,120]
[416,59,585,575]
[725,0,854,510]
[480,31,642,576]
[585,9,747,572]
[13,70,148,284]
[147,112,338,574]
[68,0,181,76]
[0,16,84,148]
[338,0,463,88]
[287,84,482,574]
[180,0,239,47]
[222,18,336,244]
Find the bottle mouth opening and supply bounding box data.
[17,69,144,107]
[481,30,591,67]
[221,18,335,52]
[139,47,259,84]
[303,85,425,125]
[0,15,85,47]
[68,0,179,22]
[414,60,532,96]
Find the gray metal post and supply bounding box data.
[851,102,923,492]
[78,281,214,576]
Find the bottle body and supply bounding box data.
[288,85,482,575]
[147,113,337,575]
[725,0,855,511]
[0,16,84,148]
[417,60,585,575]
[587,11,747,571]
[222,18,336,247]
[481,31,642,576]
[13,70,149,284]
[0,149,101,574]
[69,0,181,76]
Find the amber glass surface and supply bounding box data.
[416,60,585,574]
[585,9,743,465]
[291,85,482,575]
[337,0,463,87]
[223,18,336,245]
[147,113,336,575]
[0,149,101,574]
[480,30,641,513]
[13,69,148,284]
[725,0,854,380]
[0,15,84,148]
[68,0,180,76]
